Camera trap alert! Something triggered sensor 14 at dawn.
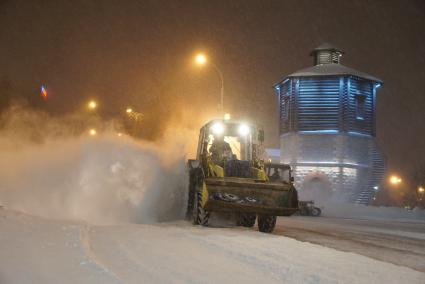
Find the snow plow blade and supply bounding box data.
[203,177,298,216]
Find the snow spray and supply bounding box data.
[0,106,193,224]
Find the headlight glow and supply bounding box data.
[211,122,224,135]
[238,124,250,136]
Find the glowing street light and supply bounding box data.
[194,52,224,115]
[89,128,97,136]
[195,53,207,65]
[389,175,402,185]
[224,113,231,120]
[88,100,97,110]
[418,186,425,194]
[126,108,133,114]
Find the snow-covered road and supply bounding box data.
[274,216,425,272]
[1,209,424,284]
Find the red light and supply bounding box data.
[41,86,48,100]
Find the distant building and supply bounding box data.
[274,43,385,205]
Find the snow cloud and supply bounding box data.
[0,105,191,224]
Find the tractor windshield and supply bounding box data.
[205,121,252,161]
[207,135,245,160]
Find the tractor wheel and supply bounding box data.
[311,207,321,217]
[238,214,256,227]
[257,215,276,233]
[193,184,209,226]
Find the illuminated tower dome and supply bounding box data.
[274,43,385,205]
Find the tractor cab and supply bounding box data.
[194,119,266,180]
[265,163,294,184]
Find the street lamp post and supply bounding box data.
[211,62,224,115]
[195,53,224,115]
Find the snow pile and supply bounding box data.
[0,107,190,224]
[322,202,425,222]
[0,209,423,284]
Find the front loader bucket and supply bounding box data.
[203,177,298,216]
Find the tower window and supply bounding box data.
[355,95,366,120]
[316,51,341,64]
[282,95,290,120]
[331,52,340,63]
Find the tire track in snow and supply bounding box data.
[79,224,124,283]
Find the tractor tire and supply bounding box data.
[257,215,276,233]
[238,214,256,227]
[193,184,209,226]
[311,207,321,217]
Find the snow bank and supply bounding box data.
[322,202,425,222]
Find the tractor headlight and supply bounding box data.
[238,124,250,136]
[211,122,224,135]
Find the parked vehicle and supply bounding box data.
[298,201,322,216]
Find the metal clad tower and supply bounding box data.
[274,43,385,205]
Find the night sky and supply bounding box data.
[1,0,424,181]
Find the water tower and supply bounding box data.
[274,43,385,205]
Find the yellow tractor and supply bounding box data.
[186,119,298,233]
